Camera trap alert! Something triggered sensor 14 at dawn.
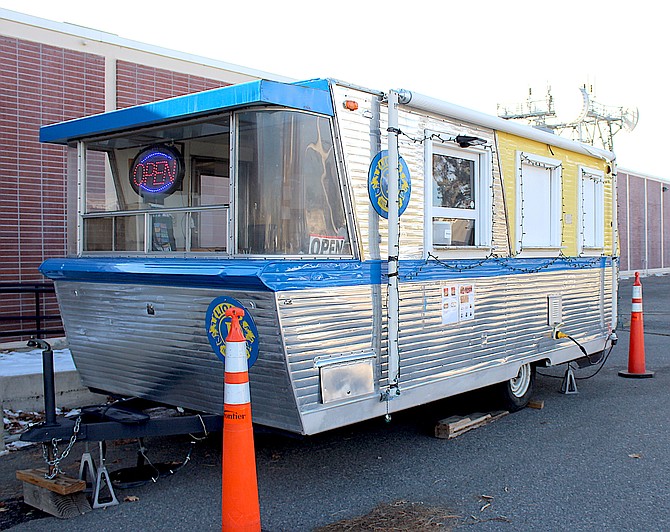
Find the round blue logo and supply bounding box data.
[368,150,411,219]
[205,296,259,367]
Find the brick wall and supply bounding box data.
[0,36,105,337]
[618,170,670,273]
[0,39,230,340]
[116,60,228,108]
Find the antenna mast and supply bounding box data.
[498,84,638,151]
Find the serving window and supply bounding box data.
[426,143,492,251]
[578,166,605,253]
[77,109,352,257]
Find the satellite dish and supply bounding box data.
[553,86,590,123]
[576,87,590,122]
[622,107,639,131]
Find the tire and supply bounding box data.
[494,363,535,412]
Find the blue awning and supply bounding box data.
[40,78,334,144]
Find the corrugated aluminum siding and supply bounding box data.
[56,281,303,432]
[332,84,509,260]
[277,285,378,412]
[280,267,612,415]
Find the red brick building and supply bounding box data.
[617,168,670,275]
[0,8,287,338]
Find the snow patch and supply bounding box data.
[0,348,76,376]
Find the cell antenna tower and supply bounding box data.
[496,87,555,129]
[498,84,638,152]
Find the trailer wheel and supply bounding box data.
[496,363,535,412]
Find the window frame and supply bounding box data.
[514,151,563,254]
[424,138,492,256]
[578,165,605,254]
[232,108,354,258]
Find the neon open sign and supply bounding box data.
[130,145,184,197]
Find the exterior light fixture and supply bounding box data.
[455,135,487,148]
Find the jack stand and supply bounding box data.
[79,442,97,497]
[92,441,119,509]
[560,365,578,395]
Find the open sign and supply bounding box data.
[130,144,184,197]
[309,234,345,255]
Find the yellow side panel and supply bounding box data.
[496,131,614,256]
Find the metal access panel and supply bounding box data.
[319,357,375,404]
[547,294,563,326]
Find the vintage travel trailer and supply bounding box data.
[39,78,618,435]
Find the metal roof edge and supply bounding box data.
[617,166,670,183]
[399,90,616,162]
[0,7,293,83]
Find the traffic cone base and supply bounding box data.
[620,272,654,379]
[618,369,655,379]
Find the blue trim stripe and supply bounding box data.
[40,257,610,292]
[39,79,334,144]
[399,257,610,282]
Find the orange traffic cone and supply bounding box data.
[222,307,261,531]
[619,272,654,378]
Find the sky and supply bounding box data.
[1,1,666,178]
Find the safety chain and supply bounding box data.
[41,416,81,479]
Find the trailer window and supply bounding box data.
[80,114,231,254]
[78,110,351,257]
[427,144,491,249]
[579,166,605,252]
[236,110,351,256]
[515,152,562,252]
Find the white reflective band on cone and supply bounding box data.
[633,286,642,299]
[224,382,251,405]
[632,302,643,313]
[224,342,249,373]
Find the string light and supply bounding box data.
[400,251,605,280]
[395,128,487,148]
[397,146,607,279]
[384,125,610,279]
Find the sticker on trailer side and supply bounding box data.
[206,296,259,366]
[441,282,475,325]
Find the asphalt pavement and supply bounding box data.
[2,273,669,531]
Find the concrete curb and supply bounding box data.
[0,370,106,412]
[1,370,106,450]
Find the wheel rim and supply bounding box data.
[509,364,531,397]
